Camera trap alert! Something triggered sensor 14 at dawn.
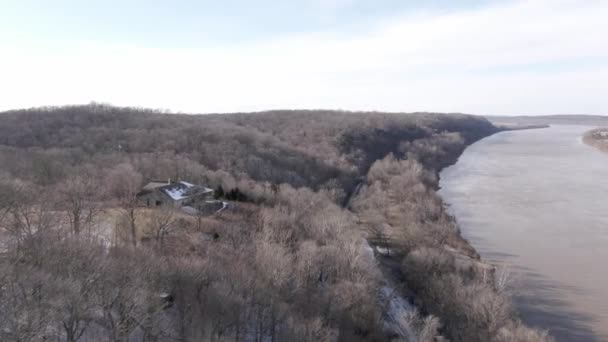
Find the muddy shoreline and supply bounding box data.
[583,128,608,154]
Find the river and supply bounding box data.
[439,125,608,341]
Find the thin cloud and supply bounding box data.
[1,0,606,115]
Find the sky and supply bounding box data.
[1,0,607,115]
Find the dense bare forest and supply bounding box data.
[0,104,550,341]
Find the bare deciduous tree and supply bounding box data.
[94,249,160,342]
[107,164,142,247]
[149,207,175,250]
[57,168,101,237]
[0,264,54,342]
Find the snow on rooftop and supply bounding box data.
[161,181,213,201]
[164,186,189,201]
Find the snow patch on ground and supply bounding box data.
[376,246,390,256]
[181,206,199,215]
[362,241,375,260]
[380,286,417,341]
[181,201,229,216]
[215,201,229,214]
[361,241,417,340]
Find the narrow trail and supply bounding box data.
[362,241,418,341]
[350,179,418,340]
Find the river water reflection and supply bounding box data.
[439,125,608,341]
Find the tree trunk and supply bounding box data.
[66,328,76,342]
[270,307,276,342]
[63,320,77,342]
[129,208,137,247]
[72,208,81,236]
[235,314,241,342]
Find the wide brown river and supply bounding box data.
[439,125,608,341]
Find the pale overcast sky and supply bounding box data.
[1,0,607,115]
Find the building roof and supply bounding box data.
[159,181,213,201]
[142,181,170,191]
[138,181,214,201]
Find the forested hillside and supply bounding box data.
[0,104,549,341]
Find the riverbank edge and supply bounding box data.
[433,124,552,259]
[494,123,550,131]
[432,126,509,260]
[582,127,608,154]
[353,121,553,340]
[432,124,556,338]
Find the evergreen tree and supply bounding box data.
[215,185,225,199]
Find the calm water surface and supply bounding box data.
[439,125,608,341]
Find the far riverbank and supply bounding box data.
[583,128,608,154]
